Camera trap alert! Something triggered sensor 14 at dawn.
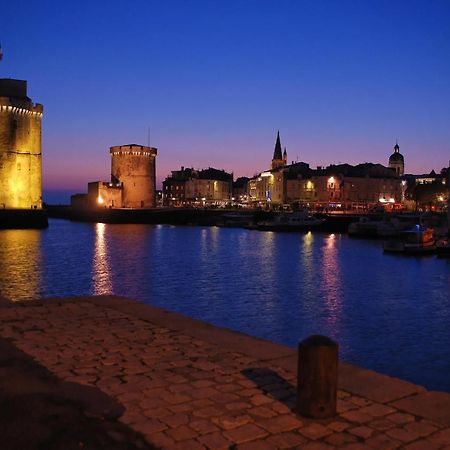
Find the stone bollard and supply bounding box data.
[297,335,338,419]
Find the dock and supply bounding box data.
[1,296,449,449]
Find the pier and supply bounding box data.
[1,296,449,449]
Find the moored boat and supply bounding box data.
[383,225,436,255]
[257,211,325,232]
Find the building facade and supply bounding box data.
[163,167,232,206]
[0,79,43,209]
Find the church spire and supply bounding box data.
[273,131,282,161]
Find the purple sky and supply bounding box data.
[2,0,449,202]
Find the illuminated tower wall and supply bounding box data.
[0,79,43,209]
[110,144,157,208]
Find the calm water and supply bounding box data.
[0,219,449,391]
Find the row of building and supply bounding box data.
[0,76,446,213]
[161,132,447,211]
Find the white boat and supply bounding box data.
[383,226,436,255]
[257,212,325,232]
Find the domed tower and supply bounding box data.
[0,79,43,209]
[110,144,157,208]
[388,141,404,176]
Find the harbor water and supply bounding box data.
[0,219,449,391]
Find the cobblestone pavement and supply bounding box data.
[1,296,449,450]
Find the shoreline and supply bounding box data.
[1,295,449,448]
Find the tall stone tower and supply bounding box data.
[110,144,157,208]
[0,79,43,209]
[271,131,284,170]
[388,142,404,176]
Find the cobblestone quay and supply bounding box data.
[1,296,449,449]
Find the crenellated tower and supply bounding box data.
[0,79,43,209]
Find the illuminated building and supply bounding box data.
[0,79,43,209]
[162,167,232,206]
[248,137,403,210]
[72,144,157,209]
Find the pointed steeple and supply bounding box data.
[273,131,282,161]
[394,140,400,152]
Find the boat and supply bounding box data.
[348,217,380,237]
[220,212,255,228]
[256,211,325,232]
[383,225,436,255]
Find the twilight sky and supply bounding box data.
[2,0,450,202]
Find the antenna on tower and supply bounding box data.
[0,43,3,61]
[147,127,150,147]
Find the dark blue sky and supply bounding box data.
[2,0,450,200]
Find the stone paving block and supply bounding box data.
[348,425,374,439]
[300,442,335,450]
[403,439,442,450]
[147,431,176,448]
[212,414,252,430]
[386,412,416,425]
[165,425,198,442]
[223,423,268,444]
[247,406,277,418]
[258,414,303,433]
[166,439,206,450]
[328,421,352,432]
[368,418,396,431]
[428,428,450,446]
[299,423,333,440]
[132,418,168,435]
[197,431,231,449]
[236,438,278,449]
[266,431,307,448]
[189,419,221,435]
[341,409,374,424]
[325,431,358,446]
[358,403,396,417]
[365,433,402,449]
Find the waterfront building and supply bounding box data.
[162,167,232,207]
[0,79,43,209]
[71,144,157,209]
[248,134,403,210]
[233,177,250,204]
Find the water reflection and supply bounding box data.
[321,233,343,326]
[0,229,42,301]
[92,223,112,295]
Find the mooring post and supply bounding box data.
[297,335,338,419]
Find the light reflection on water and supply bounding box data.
[92,223,112,295]
[0,229,42,301]
[0,219,449,391]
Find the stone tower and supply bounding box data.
[388,142,404,176]
[0,79,43,209]
[271,131,284,170]
[110,144,157,208]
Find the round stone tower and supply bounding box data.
[0,79,43,209]
[388,142,404,176]
[110,144,157,208]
